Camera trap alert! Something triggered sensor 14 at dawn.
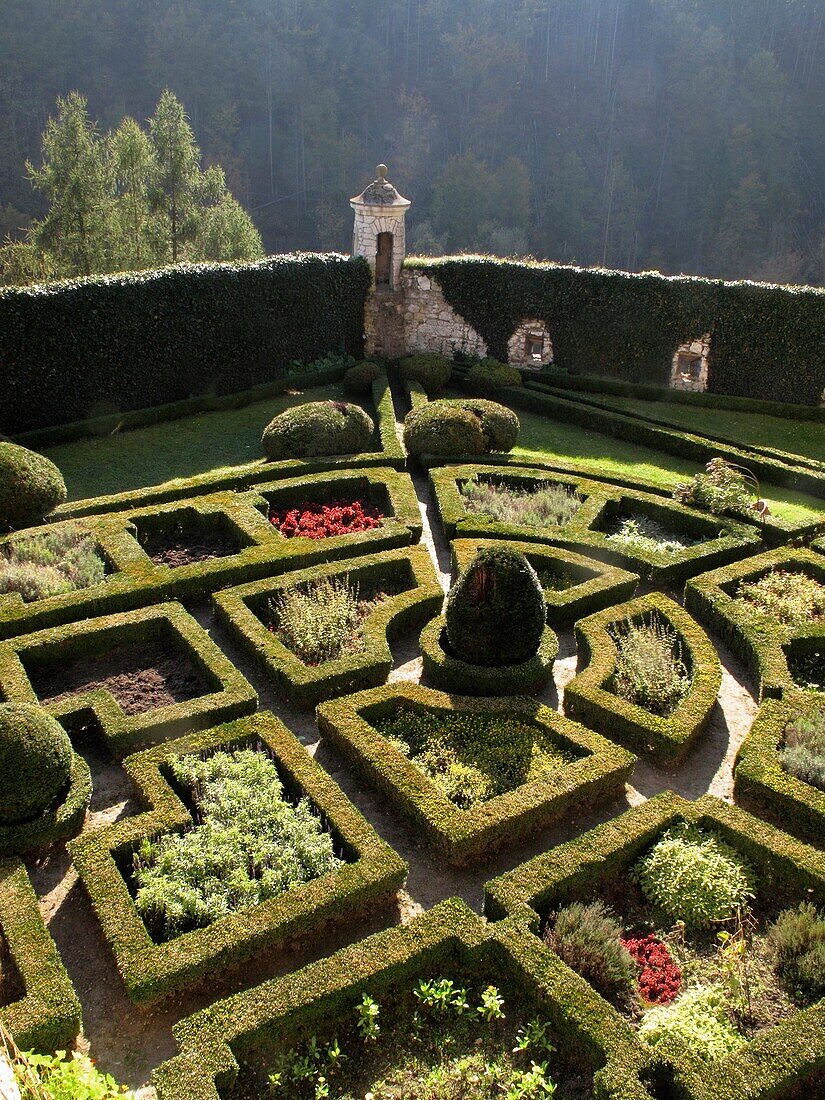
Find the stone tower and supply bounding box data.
[351,164,411,357]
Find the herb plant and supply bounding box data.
[544,900,637,1003]
[736,569,825,627]
[0,524,105,602]
[673,458,756,516]
[781,711,825,791]
[604,516,688,556]
[460,478,583,528]
[637,983,746,1061]
[269,576,376,666]
[609,615,691,716]
[768,902,825,1003]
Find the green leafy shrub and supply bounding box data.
[736,569,825,627]
[269,576,376,666]
[0,702,73,825]
[452,398,520,451]
[634,823,754,930]
[343,360,382,395]
[605,517,689,556]
[0,442,67,529]
[262,400,374,460]
[768,902,825,1003]
[781,711,825,791]
[445,545,546,667]
[0,524,105,602]
[609,615,691,717]
[673,458,756,516]
[466,358,523,396]
[544,901,637,1002]
[637,984,745,1061]
[398,352,452,395]
[377,707,575,809]
[133,747,342,940]
[11,1047,135,1099]
[403,402,485,457]
[461,478,583,528]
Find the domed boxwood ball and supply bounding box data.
[0,703,73,825]
[446,545,546,667]
[451,398,520,452]
[0,442,67,529]
[343,360,382,395]
[398,352,452,395]
[466,359,523,397]
[262,400,374,460]
[403,403,485,457]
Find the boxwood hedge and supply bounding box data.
[0,601,257,756]
[68,711,406,1005]
[564,593,721,766]
[212,546,443,708]
[316,683,634,864]
[0,254,371,435]
[0,749,90,857]
[484,791,825,1100]
[0,857,81,1052]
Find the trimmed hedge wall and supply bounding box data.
[0,467,421,640]
[408,256,825,406]
[0,749,90,857]
[483,791,825,1100]
[212,547,443,708]
[0,254,372,435]
[430,464,762,585]
[69,711,406,1005]
[684,548,825,703]
[734,698,825,848]
[152,898,653,1100]
[0,601,257,756]
[316,683,634,865]
[563,593,721,766]
[0,857,82,1052]
[451,537,638,627]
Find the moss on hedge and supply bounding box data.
[0,443,67,529]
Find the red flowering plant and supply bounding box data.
[270,499,383,540]
[621,933,682,1004]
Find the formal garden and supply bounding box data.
[1,256,825,1100]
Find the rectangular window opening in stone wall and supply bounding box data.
[376,232,393,289]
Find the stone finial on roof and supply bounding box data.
[350,164,411,209]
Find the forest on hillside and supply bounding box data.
[1,0,824,284]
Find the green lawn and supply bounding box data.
[44,383,354,501]
[512,409,825,526]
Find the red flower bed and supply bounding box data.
[621,934,681,1004]
[270,499,384,540]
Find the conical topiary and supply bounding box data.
[445,545,546,667]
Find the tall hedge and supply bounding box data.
[408,257,825,406]
[0,254,371,434]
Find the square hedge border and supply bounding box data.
[430,464,762,585]
[451,536,639,627]
[0,466,422,640]
[51,371,405,519]
[484,791,825,1100]
[151,897,653,1100]
[563,592,722,766]
[684,547,825,703]
[734,697,825,848]
[68,711,406,1005]
[0,601,257,756]
[212,546,443,708]
[316,682,635,865]
[0,858,81,1052]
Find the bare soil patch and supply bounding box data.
[142,531,240,567]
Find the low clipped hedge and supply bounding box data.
[420,615,558,697]
[484,791,825,1100]
[212,547,443,708]
[564,593,721,766]
[398,352,452,395]
[430,464,763,585]
[451,538,638,627]
[0,601,257,756]
[69,712,406,1005]
[735,698,825,848]
[261,400,374,461]
[152,898,653,1100]
[0,254,371,434]
[684,547,825,702]
[0,467,421,641]
[316,683,634,865]
[0,442,67,529]
[0,857,82,1051]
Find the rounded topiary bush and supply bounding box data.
[403,402,486,457]
[467,359,523,397]
[343,360,382,395]
[0,703,73,825]
[398,353,452,396]
[452,398,520,452]
[446,545,546,667]
[262,400,374,460]
[0,442,67,529]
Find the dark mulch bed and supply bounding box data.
[142,532,240,568]
[28,641,209,715]
[0,929,24,1008]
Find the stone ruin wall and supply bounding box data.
[398,270,488,359]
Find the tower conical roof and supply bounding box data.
[351,164,410,208]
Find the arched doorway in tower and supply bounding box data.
[375,232,393,289]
